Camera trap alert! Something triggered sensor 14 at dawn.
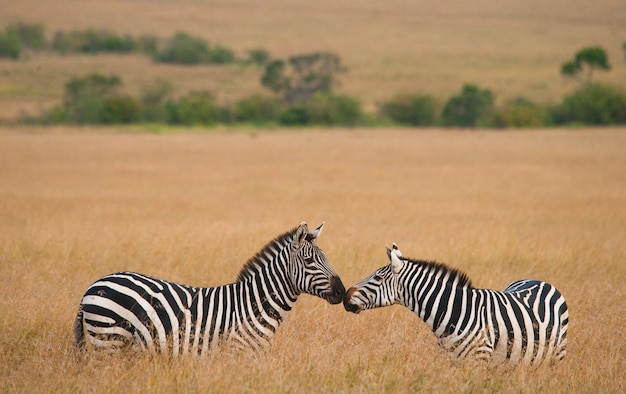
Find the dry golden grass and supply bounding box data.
[1,0,626,117]
[0,126,624,392]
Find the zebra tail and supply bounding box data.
[73,306,85,347]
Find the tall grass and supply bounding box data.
[0,127,624,392]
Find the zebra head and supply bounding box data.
[343,243,405,314]
[290,222,345,305]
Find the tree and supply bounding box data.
[561,46,610,84]
[7,22,45,50]
[246,48,270,65]
[154,32,234,65]
[63,74,122,123]
[261,52,346,105]
[441,84,494,127]
[380,93,437,126]
[0,32,21,59]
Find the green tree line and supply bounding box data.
[3,22,626,128]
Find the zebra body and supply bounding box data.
[74,222,345,355]
[343,244,568,365]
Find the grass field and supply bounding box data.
[1,0,626,118]
[0,126,624,392]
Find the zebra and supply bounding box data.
[343,244,568,366]
[74,222,345,356]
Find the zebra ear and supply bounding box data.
[389,244,403,274]
[305,221,324,243]
[294,222,309,249]
[387,243,402,260]
[391,243,402,256]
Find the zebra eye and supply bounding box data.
[373,274,383,281]
[304,257,316,267]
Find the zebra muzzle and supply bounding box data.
[343,287,362,314]
[326,276,346,305]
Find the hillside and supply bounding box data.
[1,0,625,119]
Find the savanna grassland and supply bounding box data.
[0,0,625,392]
[1,0,626,118]
[0,127,625,392]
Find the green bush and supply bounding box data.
[0,33,22,59]
[103,94,141,123]
[246,48,270,65]
[379,93,437,126]
[52,29,137,54]
[140,80,172,123]
[67,96,107,124]
[51,31,72,54]
[553,83,626,125]
[155,32,234,65]
[166,91,222,125]
[40,106,67,125]
[7,22,45,49]
[232,95,281,124]
[208,45,235,64]
[495,97,551,128]
[99,34,136,53]
[276,95,362,126]
[308,94,362,126]
[62,74,123,123]
[137,35,159,55]
[279,106,311,125]
[442,84,495,127]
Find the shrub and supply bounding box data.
[99,34,136,53]
[6,22,45,49]
[279,106,311,126]
[40,106,67,124]
[0,33,22,59]
[137,35,159,55]
[308,94,362,126]
[155,32,234,65]
[63,74,123,123]
[232,95,281,124]
[246,48,270,65]
[442,84,495,127]
[51,31,73,54]
[140,80,172,122]
[208,45,235,64]
[495,97,551,128]
[379,93,437,126]
[52,29,137,54]
[553,83,626,125]
[166,91,222,125]
[102,94,141,123]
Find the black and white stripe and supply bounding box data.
[74,222,345,355]
[344,244,568,365]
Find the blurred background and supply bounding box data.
[0,0,625,127]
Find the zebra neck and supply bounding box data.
[232,257,300,336]
[401,269,473,337]
[239,278,296,322]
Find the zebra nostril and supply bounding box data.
[326,276,345,304]
[332,276,345,294]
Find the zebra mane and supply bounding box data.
[402,256,473,289]
[236,227,296,282]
